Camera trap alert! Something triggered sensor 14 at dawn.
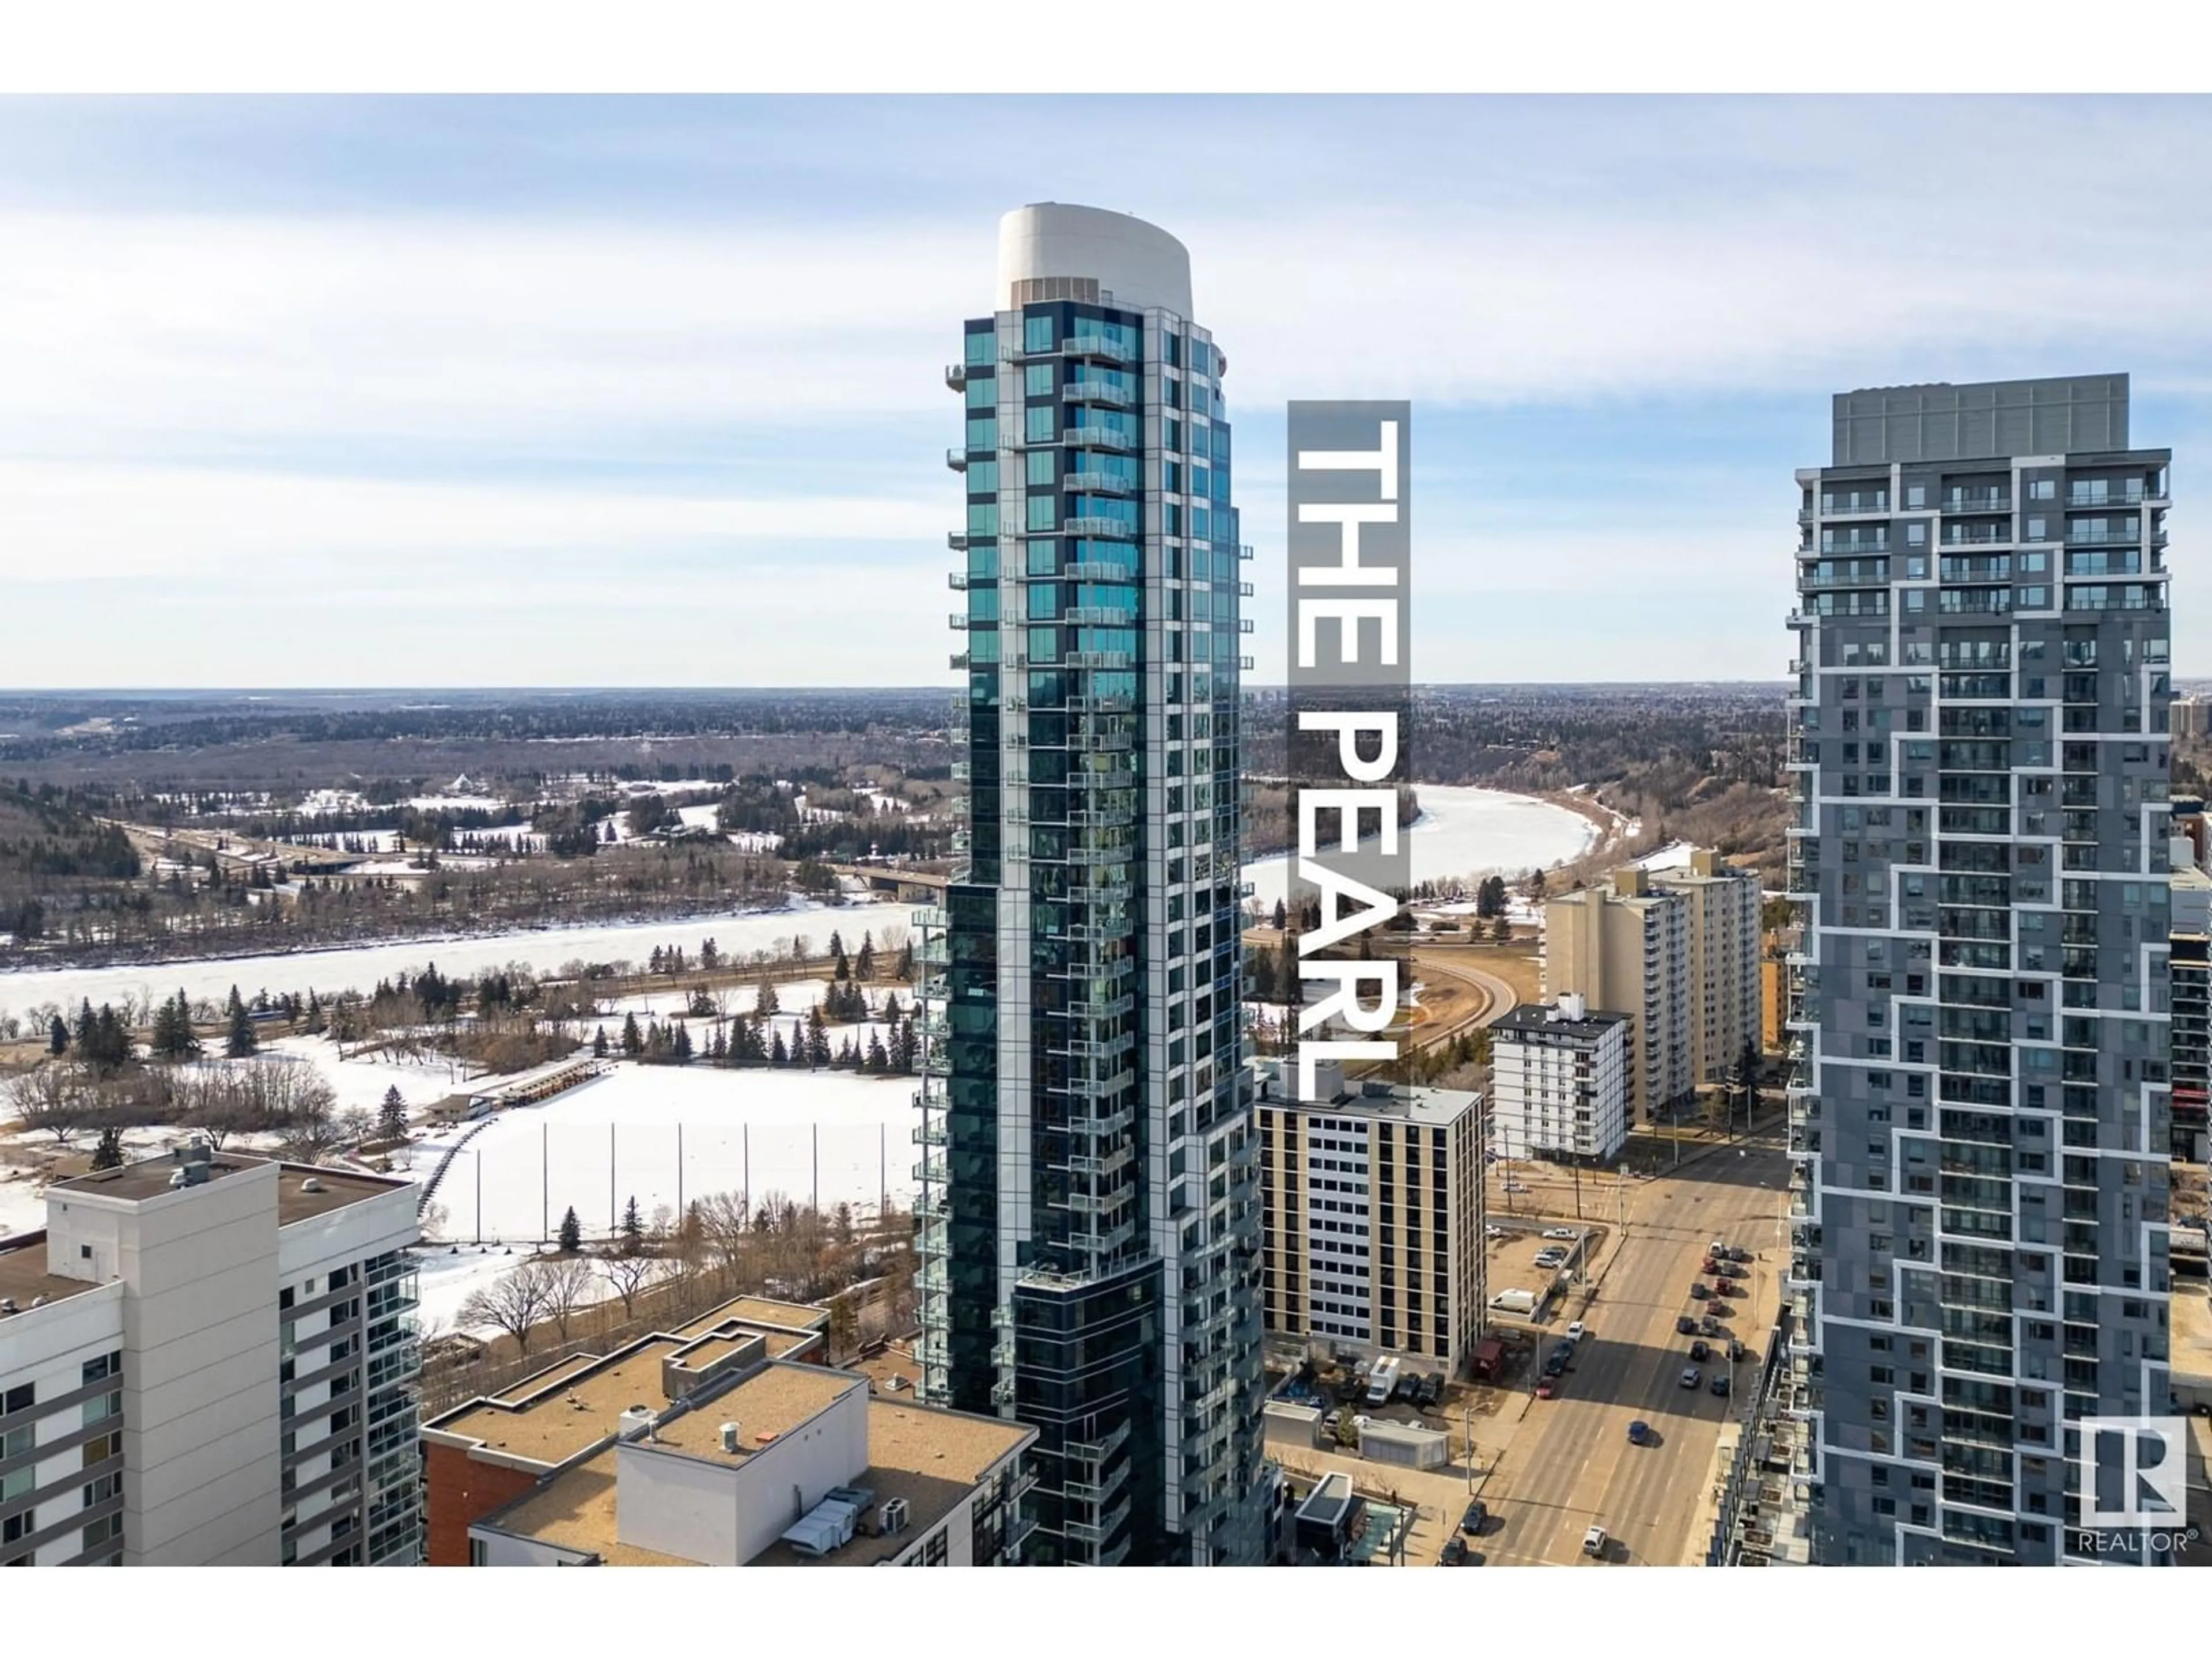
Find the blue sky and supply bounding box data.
[1,95,2207,687]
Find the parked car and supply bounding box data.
[1582,1524,1608,1558]
[1541,1227,1581,1241]
[1728,1338,1746,1363]
[1484,1224,1506,1239]
[1442,1536,1469,1566]
[1680,1366,1702,1389]
[1534,1249,1566,1268]
[1543,1353,1569,1379]
[1711,1372,1732,1397]
[1676,1315,1698,1336]
[1701,1315,1724,1336]
[1690,1340,1710,1363]
[1688,1283,1710,1300]
[1627,1419,1652,1446]
[1418,1372,1446,1409]
[1726,1245,1752,1263]
[1392,1372,1422,1403]
[1461,1499,1488,1536]
[1536,1377,1559,1399]
[1702,1256,1721,1275]
[1565,1321,1587,1344]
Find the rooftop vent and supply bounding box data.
[300,1177,327,1194]
[719,1421,741,1455]
[0,1298,17,1317]
[879,1497,910,1536]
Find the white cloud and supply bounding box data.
[0,460,943,580]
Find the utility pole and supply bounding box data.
[474,1150,482,1248]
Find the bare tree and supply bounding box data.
[539,1255,598,1344]
[5,1066,95,1146]
[694,1190,752,1290]
[458,1259,556,1357]
[601,1251,662,1320]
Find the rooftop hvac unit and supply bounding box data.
[879,1497,910,1536]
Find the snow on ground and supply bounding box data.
[399,1063,919,1244]
[254,1035,488,1120]
[675,804,724,832]
[0,899,906,1025]
[1630,840,1696,873]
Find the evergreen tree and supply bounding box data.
[805,1004,831,1067]
[770,1028,789,1065]
[880,990,902,1027]
[865,1030,889,1073]
[854,934,876,981]
[895,938,914,980]
[89,1125,126,1172]
[672,1024,694,1063]
[1272,897,1289,931]
[377,1086,408,1142]
[621,1012,644,1056]
[710,1025,729,1063]
[828,929,846,966]
[304,988,325,1035]
[225,986,257,1058]
[48,1014,67,1056]
[832,941,851,982]
[620,1196,644,1253]
[753,979,779,1018]
[593,1025,610,1059]
[558,1206,582,1253]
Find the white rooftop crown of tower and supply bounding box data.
[996,202,1193,316]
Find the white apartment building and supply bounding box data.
[1650,849,1764,1088]
[1490,995,1633,1162]
[0,1141,421,1566]
[1252,1060,1485,1366]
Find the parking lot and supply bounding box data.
[1468,1129,1789,1566]
[1484,1221,1603,1319]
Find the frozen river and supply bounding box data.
[1242,784,1600,913]
[0,899,905,1025]
[1,786,1601,1025]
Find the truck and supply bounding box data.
[1489,1287,1540,1317]
[1364,1357,1403,1406]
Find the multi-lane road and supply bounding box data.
[1476,1132,1789,1566]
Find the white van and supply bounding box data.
[1582,1524,1608,1559]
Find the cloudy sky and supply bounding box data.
[2,95,2207,688]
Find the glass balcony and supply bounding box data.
[946,447,969,471]
[1062,381,1135,407]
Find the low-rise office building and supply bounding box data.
[1252,1060,1484,1366]
[0,1141,421,1566]
[454,1350,1035,1567]
[1490,995,1633,1162]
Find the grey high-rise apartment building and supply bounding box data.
[915,204,1266,1566]
[1786,374,2175,1565]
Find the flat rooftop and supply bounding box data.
[484,1446,692,1566]
[749,1399,1033,1567]
[1252,1070,1480,1127]
[2172,1286,2212,1386]
[486,1389,1031,1567]
[50,1152,407,1225]
[0,1233,104,1313]
[671,1296,828,1339]
[1492,1003,1632,1044]
[429,1337,688,1467]
[646,1363,862,1464]
[846,1340,926,1397]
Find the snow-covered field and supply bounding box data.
[0,899,904,1026]
[410,1245,653,1338]
[399,1065,918,1244]
[1243,785,1599,913]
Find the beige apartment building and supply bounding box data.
[1541,849,1762,1123]
[1252,1060,1484,1368]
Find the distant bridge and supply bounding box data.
[830,864,950,902]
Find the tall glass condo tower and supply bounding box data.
[1786,374,2175,1565]
[918,204,1266,1566]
